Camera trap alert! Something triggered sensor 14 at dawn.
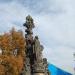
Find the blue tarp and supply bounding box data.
[48,64,72,75]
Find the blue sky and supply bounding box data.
[0,0,75,74]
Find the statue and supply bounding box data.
[23,15,35,75]
[33,36,43,62]
[23,15,50,75]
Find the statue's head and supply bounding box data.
[35,36,38,39]
[26,15,33,21]
[23,15,35,29]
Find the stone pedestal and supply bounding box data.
[33,73,45,75]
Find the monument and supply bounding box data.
[23,15,50,75]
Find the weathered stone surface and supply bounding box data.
[33,73,45,75]
[33,36,42,61]
[23,15,50,75]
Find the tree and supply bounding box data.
[0,28,26,75]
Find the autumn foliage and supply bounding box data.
[0,28,26,75]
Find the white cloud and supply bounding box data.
[43,45,74,73]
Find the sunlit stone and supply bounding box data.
[0,48,2,55]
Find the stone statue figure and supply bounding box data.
[33,36,43,62]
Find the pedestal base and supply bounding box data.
[33,73,44,75]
